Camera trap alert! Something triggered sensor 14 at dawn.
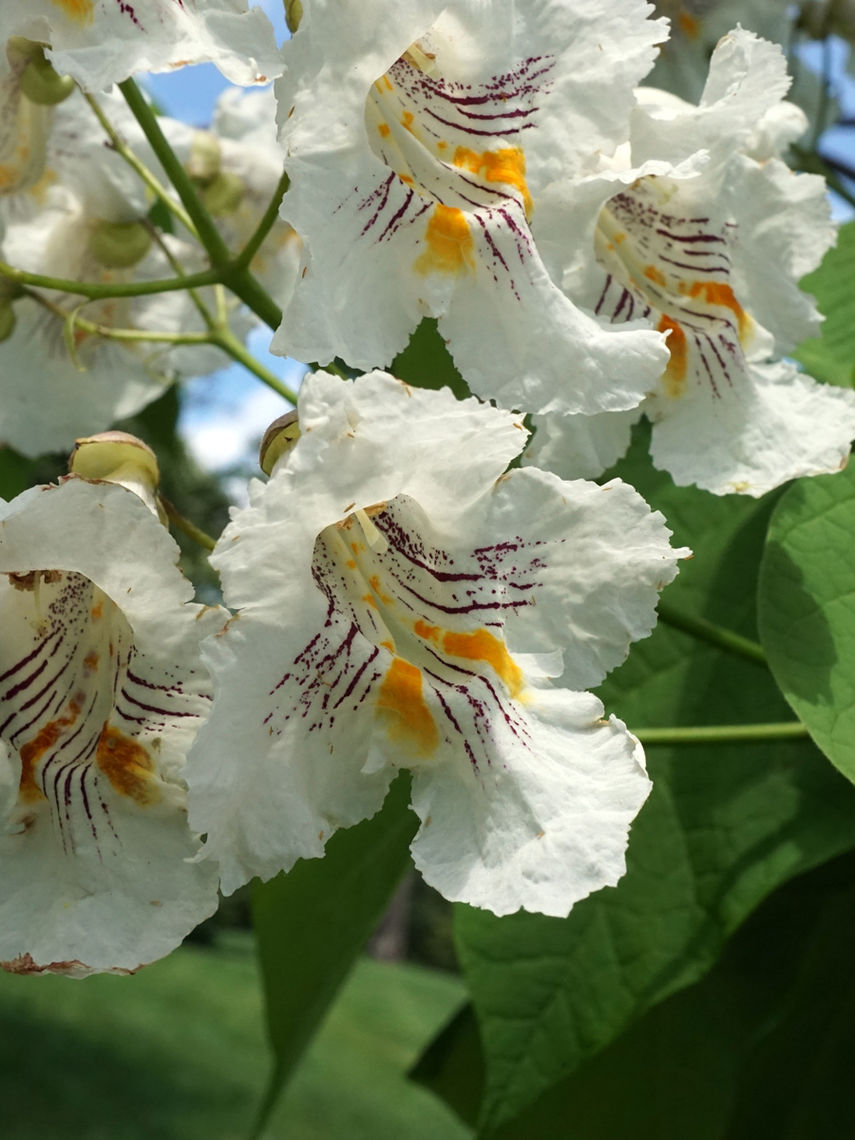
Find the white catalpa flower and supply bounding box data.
[0,152,253,456]
[0,203,171,456]
[529,28,855,495]
[186,370,688,918]
[0,1,282,92]
[0,457,223,976]
[271,0,670,417]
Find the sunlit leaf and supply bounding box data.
[448,427,855,1135]
[795,218,855,389]
[758,459,855,782]
[391,318,471,400]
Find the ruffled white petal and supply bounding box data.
[523,408,639,481]
[272,0,668,412]
[188,370,686,915]
[0,300,169,457]
[0,477,222,974]
[410,698,648,918]
[534,27,853,496]
[648,358,855,496]
[1,1,282,91]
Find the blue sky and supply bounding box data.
[142,1,299,487]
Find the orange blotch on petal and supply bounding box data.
[658,315,688,397]
[96,725,161,806]
[441,628,525,700]
[376,657,438,757]
[644,264,666,286]
[368,575,393,604]
[377,123,391,138]
[413,619,440,642]
[452,145,533,218]
[51,0,94,22]
[414,205,475,276]
[17,699,82,803]
[687,281,752,340]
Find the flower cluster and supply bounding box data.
[0,0,849,973]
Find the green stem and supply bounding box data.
[228,267,284,331]
[121,79,286,331]
[27,288,212,346]
[145,220,215,326]
[212,327,299,403]
[235,168,291,270]
[119,77,233,267]
[657,600,766,666]
[0,259,221,300]
[161,498,217,552]
[635,722,808,746]
[83,91,199,238]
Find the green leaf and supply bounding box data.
[795,218,855,389]
[391,318,471,399]
[470,849,855,1140]
[451,427,855,1135]
[758,459,855,782]
[0,447,56,500]
[410,1003,484,1129]
[251,773,417,1135]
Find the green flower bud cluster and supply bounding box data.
[7,37,74,106]
[87,221,153,269]
[187,131,246,216]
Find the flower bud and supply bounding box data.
[6,37,45,69]
[17,46,75,106]
[186,131,222,183]
[200,171,245,216]
[260,411,300,475]
[284,0,303,33]
[69,431,166,521]
[88,221,153,269]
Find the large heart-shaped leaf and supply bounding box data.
[449,430,855,1135]
[758,458,855,782]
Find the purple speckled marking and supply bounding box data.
[0,570,204,855]
[259,496,555,773]
[596,184,748,398]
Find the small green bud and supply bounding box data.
[88,221,153,269]
[260,411,300,475]
[17,48,75,106]
[200,171,245,216]
[186,131,222,183]
[6,37,45,69]
[284,0,303,33]
[0,301,17,344]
